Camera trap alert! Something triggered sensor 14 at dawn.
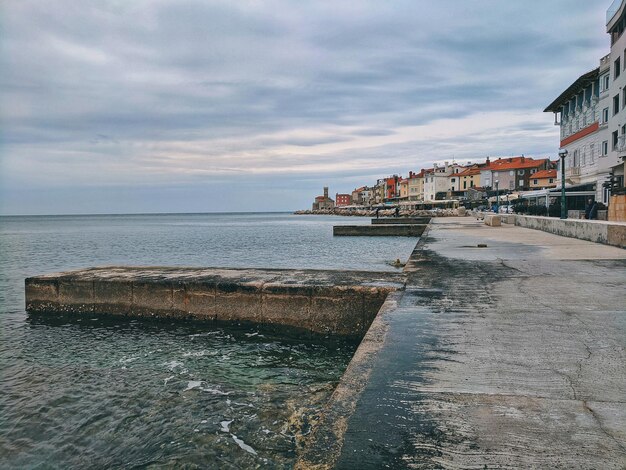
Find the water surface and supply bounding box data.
[0,213,416,468]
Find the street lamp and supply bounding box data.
[558,148,568,219]
[495,180,499,213]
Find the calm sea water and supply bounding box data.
[0,213,416,468]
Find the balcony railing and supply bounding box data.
[566,167,581,177]
[607,0,623,23]
[617,135,626,152]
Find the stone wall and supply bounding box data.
[513,215,626,248]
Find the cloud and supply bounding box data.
[0,0,611,214]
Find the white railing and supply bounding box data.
[617,135,626,152]
[566,167,581,177]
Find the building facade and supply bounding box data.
[312,187,335,210]
[544,0,626,204]
[335,193,351,206]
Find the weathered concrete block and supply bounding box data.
[131,281,172,317]
[262,284,312,330]
[58,279,94,313]
[310,287,364,336]
[25,278,58,312]
[94,280,132,315]
[484,215,501,227]
[25,267,404,336]
[174,281,217,320]
[215,281,263,323]
[371,217,431,225]
[334,225,426,236]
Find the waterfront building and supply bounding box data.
[407,170,425,201]
[423,162,454,201]
[544,57,612,202]
[398,178,409,201]
[456,166,481,191]
[312,186,335,210]
[483,156,550,192]
[351,186,372,206]
[606,0,626,203]
[543,1,626,208]
[335,193,352,207]
[530,169,558,189]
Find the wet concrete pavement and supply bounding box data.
[300,217,626,469]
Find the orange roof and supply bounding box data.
[532,169,557,179]
[456,166,481,177]
[486,157,547,170]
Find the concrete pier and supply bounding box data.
[298,217,626,469]
[25,267,404,337]
[333,224,426,236]
[371,217,431,225]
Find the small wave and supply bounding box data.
[219,419,233,432]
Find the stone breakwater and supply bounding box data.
[25,266,405,338]
[294,208,461,217]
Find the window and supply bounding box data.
[518,169,525,175]
[614,94,620,115]
[590,143,595,164]
[602,140,609,156]
[623,89,626,109]
[533,179,538,185]
[613,130,619,150]
[463,181,467,189]
[450,178,456,183]
[605,74,610,91]
[615,57,621,78]
[509,170,514,176]
[518,179,524,186]
[603,107,609,123]
[549,178,554,184]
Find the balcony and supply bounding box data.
[607,0,623,23]
[617,135,626,153]
[566,167,581,177]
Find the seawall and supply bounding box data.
[25,267,404,338]
[333,224,426,236]
[297,217,626,469]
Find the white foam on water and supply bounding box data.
[202,387,231,396]
[182,350,209,357]
[184,380,203,391]
[164,375,175,385]
[231,434,257,455]
[219,419,233,433]
[163,360,185,371]
[119,356,138,364]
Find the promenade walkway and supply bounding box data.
[300,217,626,469]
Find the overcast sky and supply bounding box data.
[0,0,611,214]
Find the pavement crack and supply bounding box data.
[582,400,626,454]
[552,369,578,400]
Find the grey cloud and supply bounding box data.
[0,0,611,213]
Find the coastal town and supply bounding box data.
[308,2,626,223]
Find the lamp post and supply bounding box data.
[558,148,568,219]
[495,180,499,213]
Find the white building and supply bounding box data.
[606,0,626,193]
[545,1,626,203]
[423,162,453,201]
[544,57,612,203]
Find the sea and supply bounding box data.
[0,212,417,468]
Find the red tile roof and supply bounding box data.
[486,157,548,170]
[532,169,557,179]
[456,166,481,177]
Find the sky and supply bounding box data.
[0,0,613,215]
